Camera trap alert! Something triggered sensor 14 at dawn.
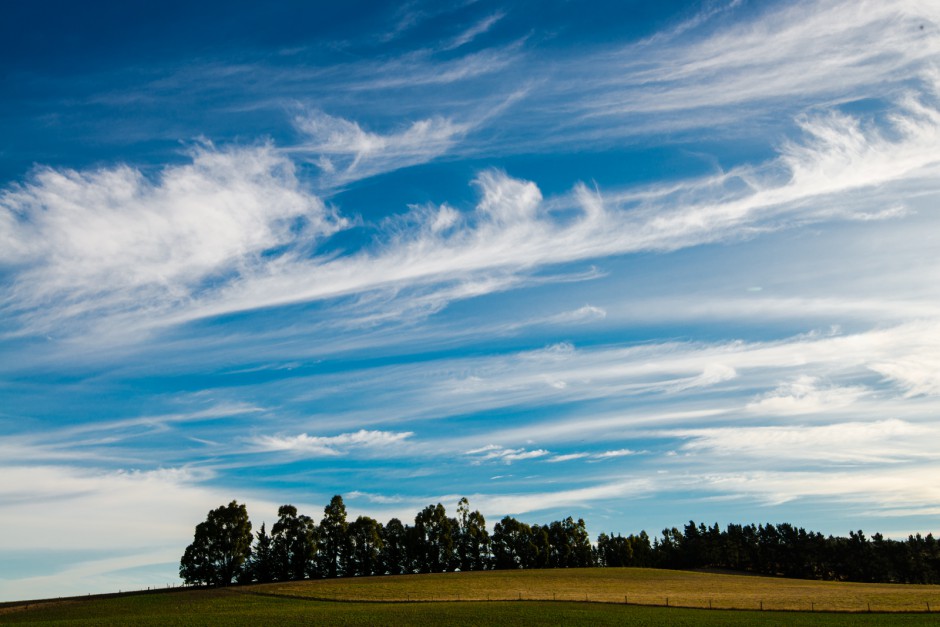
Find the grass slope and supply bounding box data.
[258,567,940,613]
[2,568,940,626]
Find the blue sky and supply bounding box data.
[2,0,940,601]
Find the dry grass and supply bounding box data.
[254,567,940,612]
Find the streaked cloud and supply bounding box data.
[4,79,940,344]
[466,444,551,464]
[746,375,867,415]
[292,111,471,186]
[675,418,936,465]
[250,429,414,457]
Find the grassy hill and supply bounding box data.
[3,568,940,626]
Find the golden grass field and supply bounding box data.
[253,567,940,613]
[4,569,940,625]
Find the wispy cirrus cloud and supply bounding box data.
[0,143,345,336]
[443,11,505,51]
[675,418,937,465]
[0,463,281,600]
[0,403,262,464]
[291,110,471,186]
[547,449,636,463]
[687,465,940,510]
[250,429,414,457]
[466,444,550,464]
[746,375,867,415]
[560,0,940,135]
[4,79,940,344]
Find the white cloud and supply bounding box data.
[689,464,940,511]
[292,111,470,186]
[250,429,414,457]
[0,143,344,336]
[675,418,936,465]
[547,305,607,325]
[4,78,940,345]
[663,363,738,393]
[465,477,657,516]
[546,449,636,463]
[546,453,590,463]
[0,403,261,464]
[593,449,636,459]
[0,463,283,601]
[444,12,505,50]
[747,375,866,415]
[572,0,940,124]
[870,352,940,397]
[466,444,550,464]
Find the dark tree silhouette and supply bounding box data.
[247,523,276,583]
[379,517,409,575]
[271,504,317,581]
[179,500,253,586]
[414,503,455,573]
[179,496,940,586]
[348,515,385,576]
[455,497,490,571]
[318,495,349,578]
[492,516,535,569]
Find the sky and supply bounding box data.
[1,0,940,601]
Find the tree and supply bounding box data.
[248,523,277,583]
[348,516,384,576]
[380,518,409,575]
[455,498,490,571]
[529,524,551,568]
[597,532,633,567]
[414,503,454,573]
[547,517,593,567]
[271,504,317,581]
[179,500,253,586]
[318,495,349,578]
[492,516,535,569]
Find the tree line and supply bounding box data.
[179,496,940,586]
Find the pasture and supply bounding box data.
[3,568,940,625]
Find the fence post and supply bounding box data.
[760,600,763,611]
[666,597,669,607]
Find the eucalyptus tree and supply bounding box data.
[596,532,633,567]
[492,516,536,569]
[455,497,490,571]
[318,495,349,578]
[379,518,409,574]
[271,504,318,581]
[348,515,384,576]
[529,523,551,568]
[179,500,253,586]
[414,503,454,573]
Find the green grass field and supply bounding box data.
[3,568,940,626]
